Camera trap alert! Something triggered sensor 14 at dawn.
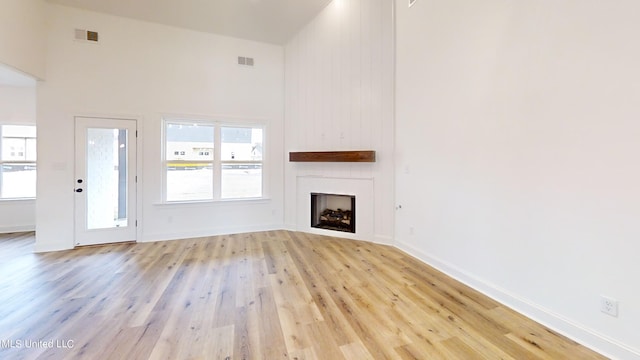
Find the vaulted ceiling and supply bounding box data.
[46,0,333,45]
[2,0,332,85]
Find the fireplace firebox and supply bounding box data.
[311,193,355,233]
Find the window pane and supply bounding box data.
[1,164,36,198]
[221,126,263,199]
[221,163,262,198]
[165,122,214,201]
[166,123,214,160]
[26,138,37,161]
[2,138,26,161]
[221,127,262,161]
[1,125,37,198]
[1,125,36,138]
[166,164,213,201]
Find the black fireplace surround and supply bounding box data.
[310,193,355,233]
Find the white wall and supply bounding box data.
[395,0,640,358]
[0,86,37,232]
[0,0,46,79]
[36,4,284,251]
[284,0,395,244]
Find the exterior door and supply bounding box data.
[74,117,137,246]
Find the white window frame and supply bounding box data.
[0,124,37,200]
[162,117,266,203]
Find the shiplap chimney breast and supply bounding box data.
[284,0,395,245]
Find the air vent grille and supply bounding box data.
[74,29,99,42]
[87,31,98,42]
[74,29,85,40]
[238,56,254,67]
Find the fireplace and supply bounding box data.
[311,193,355,233]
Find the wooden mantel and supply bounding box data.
[289,150,376,163]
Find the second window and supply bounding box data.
[164,120,263,202]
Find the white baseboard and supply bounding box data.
[0,225,35,234]
[34,241,73,253]
[395,240,640,360]
[374,234,394,246]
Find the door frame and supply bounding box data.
[73,115,141,247]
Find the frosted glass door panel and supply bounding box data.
[86,128,128,230]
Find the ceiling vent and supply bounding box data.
[75,29,99,43]
[238,56,254,67]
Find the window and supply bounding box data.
[221,126,263,199]
[0,125,37,199]
[164,120,264,202]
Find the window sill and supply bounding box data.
[154,197,271,207]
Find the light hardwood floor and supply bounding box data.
[0,231,607,360]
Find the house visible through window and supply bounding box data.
[0,125,37,199]
[164,120,264,202]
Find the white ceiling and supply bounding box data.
[0,63,37,87]
[46,0,333,45]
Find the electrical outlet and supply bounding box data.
[601,296,618,317]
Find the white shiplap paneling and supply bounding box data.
[284,0,394,244]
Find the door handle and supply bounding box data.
[75,188,83,193]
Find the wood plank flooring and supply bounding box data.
[0,231,607,359]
